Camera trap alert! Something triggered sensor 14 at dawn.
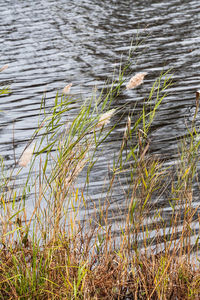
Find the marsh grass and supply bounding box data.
[0,60,200,299]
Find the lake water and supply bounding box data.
[1,0,200,245]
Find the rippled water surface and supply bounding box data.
[1,0,200,234]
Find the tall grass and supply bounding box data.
[0,58,200,299]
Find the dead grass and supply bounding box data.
[0,220,199,299]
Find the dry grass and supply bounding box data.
[0,208,199,299]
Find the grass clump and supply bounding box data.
[0,58,200,299]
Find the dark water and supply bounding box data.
[1,0,200,242]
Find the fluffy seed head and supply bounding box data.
[96,109,115,128]
[65,159,87,186]
[0,64,8,72]
[19,144,35,167]
[63,83,72,95]
[126,72,147,89]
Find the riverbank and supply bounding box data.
[0,65,200,299]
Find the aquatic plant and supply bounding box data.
[0,48,200,299]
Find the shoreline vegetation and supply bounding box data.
[0,52,200,299]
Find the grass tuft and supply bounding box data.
[0,47,200,299]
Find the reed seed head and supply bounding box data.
[96,109,115,128]
[0,64,8,72]
[63,83,72,95]
[19,144,35,167]
[65,159,87,186]
[126,72,147,89]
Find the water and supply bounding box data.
[1,0,200,243]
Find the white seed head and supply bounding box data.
[126,72,147,89]
[65,159,87,186]
[96,109,115,128]
[19,144,35,167]
[63,83,72,95]
[0,64,8,72]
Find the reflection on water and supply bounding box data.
[0,0,200,242]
